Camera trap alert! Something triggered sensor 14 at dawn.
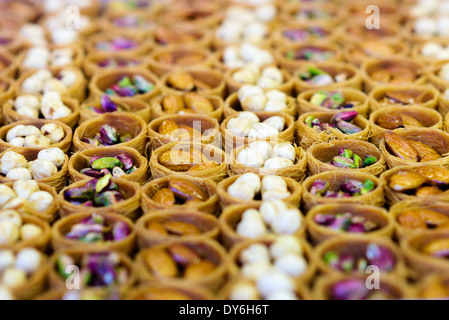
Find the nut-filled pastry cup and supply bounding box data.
[141,175,219,215]
[135,208,220,248]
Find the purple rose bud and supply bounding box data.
[115,153,133,170]
[332,279,369,300]
[331,111,358,124]
[310,179,330,196]
[100,95,118,112]
[336,120,363,134]
[113,222,130,241]
[340,180,363,194]
[366,244,395,271]
[99,125,118,145]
